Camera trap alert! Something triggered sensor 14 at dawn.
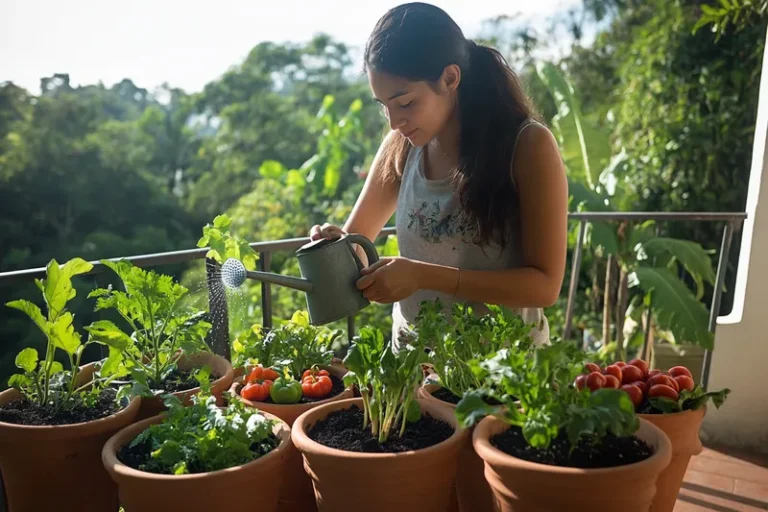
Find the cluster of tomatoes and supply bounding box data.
[575,358,696,409]
[239,365,334,402]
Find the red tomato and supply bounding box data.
[586,372,605,391]
[674,375,695,392]
[621,384,644,407]
[668,366,693,379]
[648,374,679,392]
[604,364,623,383]
[631,381,648,396]
[613,361,628,368]
[575,374,587,390]
[649,384,679,401]
[628,358,650,378]
[585,363,602,374]
[604,375,621,389]
[647,369,663,380]
[240,380,273,401]
[621,364,644,384]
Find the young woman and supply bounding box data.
[310,2,568,346]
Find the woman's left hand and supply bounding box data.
[356,257,422,303]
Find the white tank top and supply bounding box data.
[391,119,550,347]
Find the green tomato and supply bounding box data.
[270,377,302,404]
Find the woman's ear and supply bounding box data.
[440,64,461,92]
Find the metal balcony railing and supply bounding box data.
[0,212,747,388]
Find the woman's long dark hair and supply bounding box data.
[364,2,537,248]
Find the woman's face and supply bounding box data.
[368,67,459,147]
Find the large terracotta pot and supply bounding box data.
[134,351,234,420]
[228,364,353,512]
[419,383,498,512]
[101,408,291,512]
[473,416,673,511]
[640,407,706,512]
[292,397,469,512]
[0,363,141,512]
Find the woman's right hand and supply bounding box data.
[309,223,346,241]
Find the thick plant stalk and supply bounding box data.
[602,254,617,349]
[615,267,629,361]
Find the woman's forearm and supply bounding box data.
[415,260,560,309]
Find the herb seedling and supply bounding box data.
[415,299,534,399]
[85,260,212,395]
[456,340,639,451]
[342,326,428,444]
[124,377,278,475]
[197,214,258,270]
[6,258,117,410]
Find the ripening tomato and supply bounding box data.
[631,381,648,396]
[604,375,621,389]
[301,374,333,398]
[648,374,678,392]
[668,366,693,380]
[302,367,330,380]
[674,375,695,392]
[246,366,279,384]
[628,358,650,378]
[241,380,273,401]
[575,374,587,390]
[621,364,644,384]
[613,361,628,368]
[647,369,663,380]
[621,384,644,407]
[586,372,605,391]
[604,364,623,383]
[585,363,602,374]
[649,384,679,401]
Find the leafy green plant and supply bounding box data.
[415,299,534,399]
[84,260,212,394]
[6,258,117,409]
[197,213,258,270]
[232,311,340,379]
[123,382,278,475]
[647,386,730,414]
[342,326,428,444]
[456,340,639,451]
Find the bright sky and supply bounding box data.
[1,0,579,95]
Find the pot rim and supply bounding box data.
[0,362,142,432]
[291,396,468,460]
[101,408,290,481]
[472,415,672,477]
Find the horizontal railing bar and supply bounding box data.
[0,213,746,286]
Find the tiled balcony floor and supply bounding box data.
[675,444,768,511]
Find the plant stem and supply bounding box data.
[603,254,617,350]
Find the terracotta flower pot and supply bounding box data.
[135,351,234,421]
[0,363,142,512]
[473,416,673,512]
[639,407,706,512]
[419,384,498,512]
[102,409,291,512]
[292,397,470,512]
[228,364,353,512]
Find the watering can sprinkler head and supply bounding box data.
[221,258,248,289]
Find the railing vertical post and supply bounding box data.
[347,315,356,342]
[259,252,273,330]
[564,220,587,343]
[701,221,738,388]
[205,258,230,361]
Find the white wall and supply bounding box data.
[701,26,768,454]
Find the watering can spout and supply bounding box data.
[220,258,313,293]
[245,269,314,293]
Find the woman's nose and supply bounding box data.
[388,112,406,131]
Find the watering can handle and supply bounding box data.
[345,234,380,270]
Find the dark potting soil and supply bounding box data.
[117,432,280,474]
[244,374,346,404]
[113,368,219,394]
[0,387,123,426]
[307,404,454,453]
[491,425,654,469]
[430,387,503,406]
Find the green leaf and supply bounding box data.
[99,346,126,377]
[381,235,400,257]
[212,214,232,229]
[6,299,47,335]
[630,267,714,349]
[588,222,619,255]
[8,374,32,389]
[258,160,285,180]
[14,348,38,373]
[640,238,716,299]
[50,312,82,356]
[455,392,502,427]
[85,320,132,351]
[406,399,421,423]
[41,258,93,320]
[47,361,64,376]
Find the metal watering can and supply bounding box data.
[220,234,380,325]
